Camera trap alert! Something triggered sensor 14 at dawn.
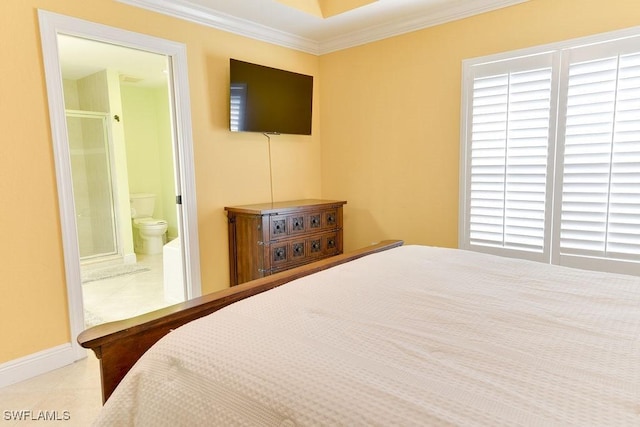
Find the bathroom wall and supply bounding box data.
[121,84,178,240]
[76,71,109,111]
[104,69,136,263]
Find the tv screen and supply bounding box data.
[229,59,313,135]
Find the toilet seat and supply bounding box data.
[134,218,168,227]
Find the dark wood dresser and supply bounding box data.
[225,199,347,286]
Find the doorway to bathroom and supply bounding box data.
[39,10,202,359]
[58,33,187,328]
[59,35,187,327]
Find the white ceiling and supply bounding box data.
[58,0,528,88]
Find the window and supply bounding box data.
[460,28,640,275]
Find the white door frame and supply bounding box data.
[38,10,202,360]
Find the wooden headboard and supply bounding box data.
[78,240,404,403]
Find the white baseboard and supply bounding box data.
[123,252,137,265]
[0,344,82,389]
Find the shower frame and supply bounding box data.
[66,110,122,264]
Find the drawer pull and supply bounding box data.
[293,243,305,257]
[326,213,336,226]
[292,216,304,231]
[272,219,286,235]
[273,246,287,261]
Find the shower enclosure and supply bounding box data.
[66,110,119,261]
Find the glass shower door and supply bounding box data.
[66,111,118,260]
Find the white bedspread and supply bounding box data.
[93,246,640,426]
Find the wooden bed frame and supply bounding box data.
[78,240,403,403]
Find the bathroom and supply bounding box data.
[60,36,183,326]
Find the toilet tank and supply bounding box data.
[130,193,156,218]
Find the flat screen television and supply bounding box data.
[229,59,313,135]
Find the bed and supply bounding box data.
[79,240,640,426]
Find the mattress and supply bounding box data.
[93,245,640,426]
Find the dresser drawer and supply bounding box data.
[268,208,340,239]
[269,231,340,271]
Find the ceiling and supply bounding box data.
[117,0,530,55]
[58,0,528,88]
[58,34,169,88]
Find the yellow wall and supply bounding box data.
[2,0,640,365]
[320,0,640,251]
[0,0,320,364]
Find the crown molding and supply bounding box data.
[318,0,531,54]
[117,0,322,54]
[117,0,530,56]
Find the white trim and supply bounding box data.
[123,252,137,264]
[0,344,79,389]
[458,60,472,250]
[559,254,640,277]
[38,11,86,361]
[37,10,202,364]
[166,44,202,299]
[117,0,320,54]
[117,0,530,55]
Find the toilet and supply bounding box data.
[130,193,168,255]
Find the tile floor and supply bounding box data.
[0,356,101,426]
[82,253,171,327]
[0,254,174,426]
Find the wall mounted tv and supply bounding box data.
[229,59,313,135]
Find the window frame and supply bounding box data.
[460,51,560,263]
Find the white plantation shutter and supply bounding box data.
[559,57,617,254]
[465,54,554,259]
[504,69,552,252]
[469,74,508,247]
[610,52,640,256]
[462,30,640,275]
[558,48,640,263]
